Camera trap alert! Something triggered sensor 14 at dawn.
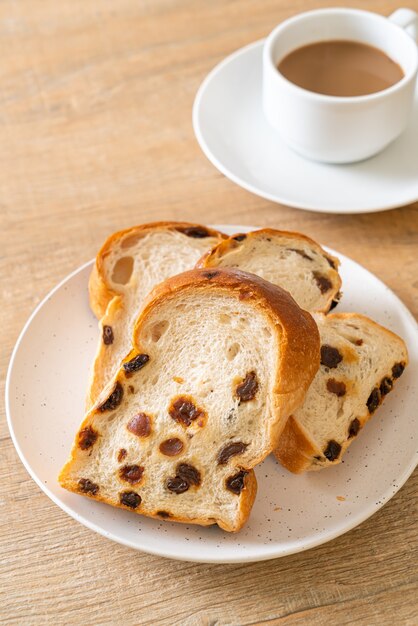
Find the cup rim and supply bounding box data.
[264,7,418,104]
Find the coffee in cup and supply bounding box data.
[262,8,418,163]
[277,40,404,97]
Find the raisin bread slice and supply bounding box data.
[87,222,225,407]
[275,313,408,473]
[197,229,341,313]
[60,268,319,531]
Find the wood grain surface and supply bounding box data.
[1,1,417,624]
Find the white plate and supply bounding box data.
[6,225,418,563]
[193,41,418,214]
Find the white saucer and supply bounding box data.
[193,42,418,214]
[6,225,418,563]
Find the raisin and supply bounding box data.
[326,256,336,269]
[177,463,201,486]
[159,438,184,456]
[313,271,332,294]
[99,382,123,412]
[236,371,258,402]
[348,418,360,438]
[166,476,189,494]
[117,448,127,462]
[233,234,246,242]
[320,345,343,369]
[392,362,405,379]
[127,412,151,437]
[202,270,220,280]
[78,478,99,495]
[123,353,149,374]
[102,325,114,345]
[120,491,141,509]
[217,442,248,465]
[119,464,144,485]
[355,338,363,346]
[226,470,247,495]
[157,510,171,518]
[78,426,98,450]
[326,378,346,397]
[367,388,381,413]
[324,440,341,461]
[380,377,393,396]
[288,248,313,261]
[177,226,210,238]
[169,396,204,427]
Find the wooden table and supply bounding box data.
[1,1,417,624]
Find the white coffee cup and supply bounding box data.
[262,8,418,163]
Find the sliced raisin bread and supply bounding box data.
[60,268,320,531]
[87,222,225,407]
[275,313,408,473]
[197,229,341,313]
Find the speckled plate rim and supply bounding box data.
[5,226,418,563]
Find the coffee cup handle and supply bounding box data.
[389,8,417,41]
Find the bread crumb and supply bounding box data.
[336,496,346,502]
[274,506,281,511]
[173,376,184,384]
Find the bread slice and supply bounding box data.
[60,268,320,531]
[275,313,408,473]
[197,228,342,313]
[87,222,225,407]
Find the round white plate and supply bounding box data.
[193,41,418,214]
[6,225,418,563]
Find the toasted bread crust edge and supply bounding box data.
[89,221,226,319]
[196,228,342,313]
[274,312,409,473]
[60,268,319,531]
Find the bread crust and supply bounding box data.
[89,221,226,319]
[197,228,342,313]
[274,416,322,474]
[60,268,319,531]
[326,312,410,346]
[87,295,124,408]
[274,312,409,473]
